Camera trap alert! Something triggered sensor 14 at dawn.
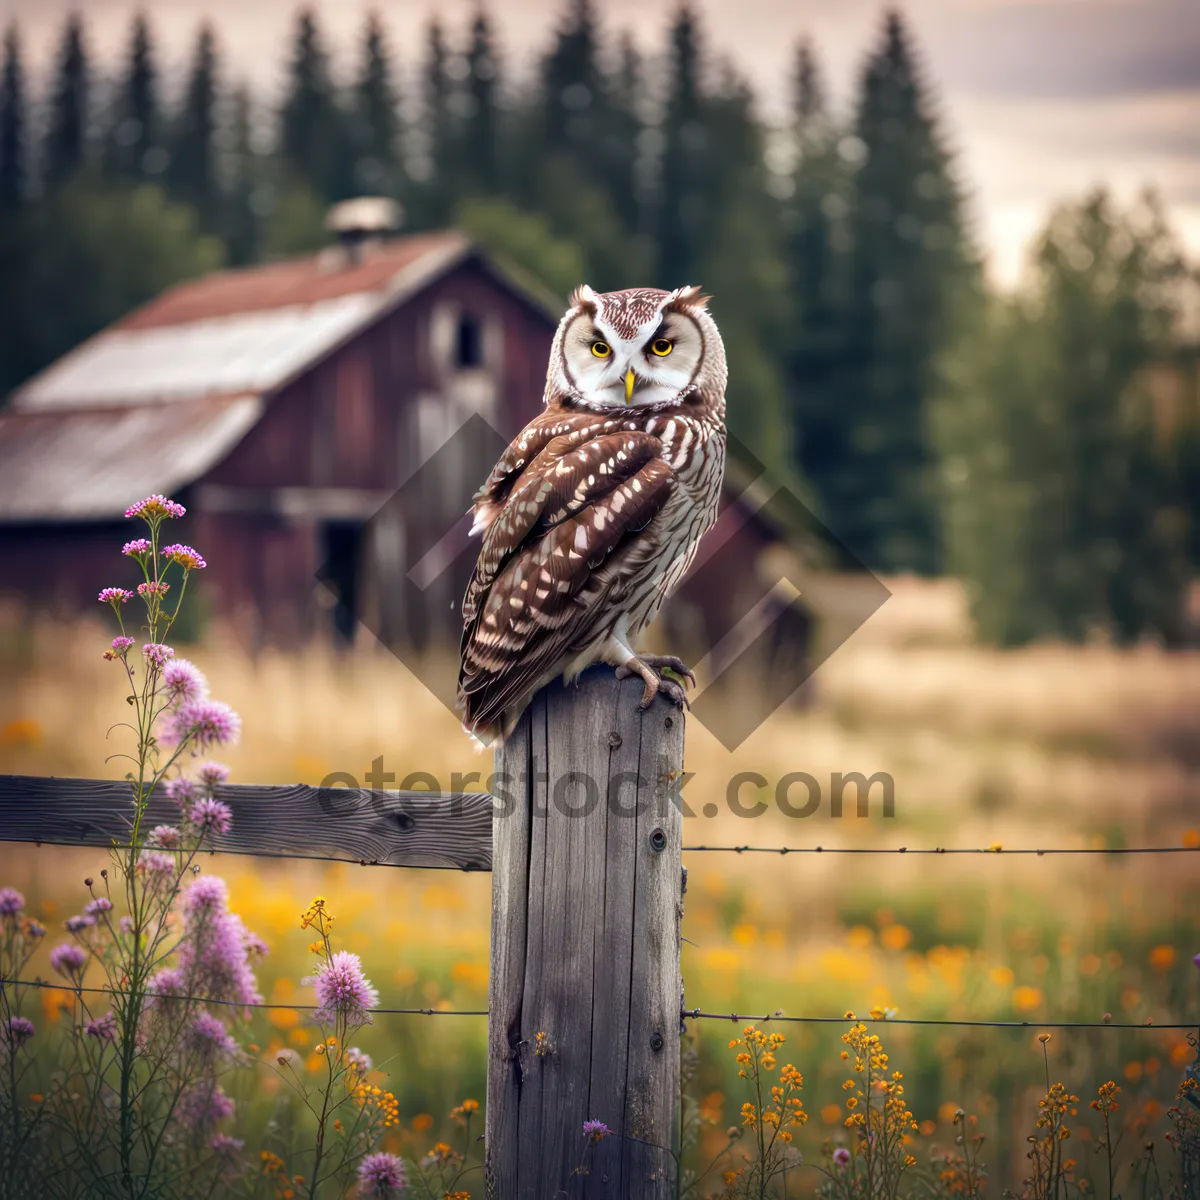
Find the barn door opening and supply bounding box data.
[320,520,364,644]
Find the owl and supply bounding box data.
[456,284,728,744]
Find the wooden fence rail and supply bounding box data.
[0,669,686,1199]
[0,775,494,871]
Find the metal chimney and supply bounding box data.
[324,197,403,266]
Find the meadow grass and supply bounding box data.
[2,580,1198,1193]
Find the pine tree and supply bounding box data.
[786,39,851,500]
[462,9,500,195]
[698,63,793,469]
[603,32,643,235]
[657,5,710,287]
[354,11,402,197]
[495,0,645,293]
[44,13,89,187]
[831,9,973,572]
[541,0,604,157]
[107,13,158,180]
[167,23,219,223]
[220,84,260,264]
[280,8,350,201]
[0,24,25,208]
[416,18,453,225]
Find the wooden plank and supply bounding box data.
[485,669,685,1199]
[585,675,649,1197]
[485,705,533,1197]
[0,775,493,871]
[622,705,685,1191]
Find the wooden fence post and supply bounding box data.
[486,668,686,1199]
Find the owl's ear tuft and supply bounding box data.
[671,284,711,311]
[570,284,600,313]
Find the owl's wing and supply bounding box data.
[458,427,676,735]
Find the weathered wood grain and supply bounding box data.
[0,775,494,871]
[485,709,533,1197]
[485,669,685,1199]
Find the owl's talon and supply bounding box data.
[619,656,690,711]
[638,654,696,688]
[657,677,691,710]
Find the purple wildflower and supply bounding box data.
[209,1133,244,1161]
[137,580,170,597]
[163,658,208,704]
[142,643,175,669]
[98,587,133,605]
[118,917,133,935]
[309,950,379,1025]
[64,913,96,933]
[357,1153,407,1197]
[84,1011,116,1042]
[0,887,24,916]
[146,967,186,1012]
[243,930,269,959]
[165,777,200,806]
[833,1147,851,1168]
[122,538,152,557]
[177,1083,234,1133]
[346,1046,372,1074]
[26,919,45,939]
[184,877,228,912]
[583,1120,611,1141]
[3,1016,35,1050]
[125,494,186,520]
[177,879,263,1007]
[197,762,230,789]
[110,636,135,657]
[84,897,113,917]
[187,1012,237,1065]
[161,543,207,570]
[168,700,241,750]
[137,851,176,886]
[190,798,233,838]
[50,942,87,978]
[1194,952,1200,970]
[147,825,182,850]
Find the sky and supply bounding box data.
[8,0,1200,286]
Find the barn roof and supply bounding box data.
[0,395,263,521]
[13,231,470,413]
[0,230,566,523]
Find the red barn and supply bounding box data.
[0,231,564,642]
[0,227,827,725]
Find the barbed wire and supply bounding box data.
[682,1008,1198,1030]
[683,844,1198,856]
[6,978,1191,1032]
[10,839,1194,867]
[0,977,487,1017]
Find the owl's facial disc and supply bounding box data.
[562,304,704,408]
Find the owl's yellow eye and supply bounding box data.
[650,338,673,357]
[591,342,612,358]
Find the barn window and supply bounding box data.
[455,313,484,369]
[320,520,364,645]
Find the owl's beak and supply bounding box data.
[624,368,636,403]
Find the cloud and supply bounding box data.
[926,0,1200,100]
